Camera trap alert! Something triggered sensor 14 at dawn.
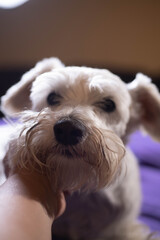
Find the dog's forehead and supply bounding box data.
[32,66,127,99]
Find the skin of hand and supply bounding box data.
[0,169,66,240]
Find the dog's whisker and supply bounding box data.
[7,110,126,192]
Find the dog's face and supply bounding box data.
[31,67,131,137]
[2,58,160,192]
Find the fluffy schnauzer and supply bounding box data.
[1,58,160,240]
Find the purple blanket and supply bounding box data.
[129,131,160,232]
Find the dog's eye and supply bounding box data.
[103,99,116,113]
[47,92,61,106]
[98,98,116,113]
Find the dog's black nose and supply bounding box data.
[54,118,86,146]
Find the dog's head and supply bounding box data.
[2,58,160,192]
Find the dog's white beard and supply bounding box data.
[6,110,125,192]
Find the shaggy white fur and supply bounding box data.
[1,58,160,240]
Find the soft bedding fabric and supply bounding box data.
[129,131,160,168]
[0,120,160,232]
[129,131,160,232]
[139,166,160,231]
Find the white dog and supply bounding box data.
[1,58,160,240]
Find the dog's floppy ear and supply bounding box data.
[128,73,160,141]
[1,57,64,116]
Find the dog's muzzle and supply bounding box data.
[54,117,86,146]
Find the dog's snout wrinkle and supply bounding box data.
[54,118,86,146]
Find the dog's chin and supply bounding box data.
[8,115,125,192]
[60,148,79,158]
[42,151,97,192]
[53,141,86,160]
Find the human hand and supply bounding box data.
[0,170,66,240]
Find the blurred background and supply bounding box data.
[0,0,160,100]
